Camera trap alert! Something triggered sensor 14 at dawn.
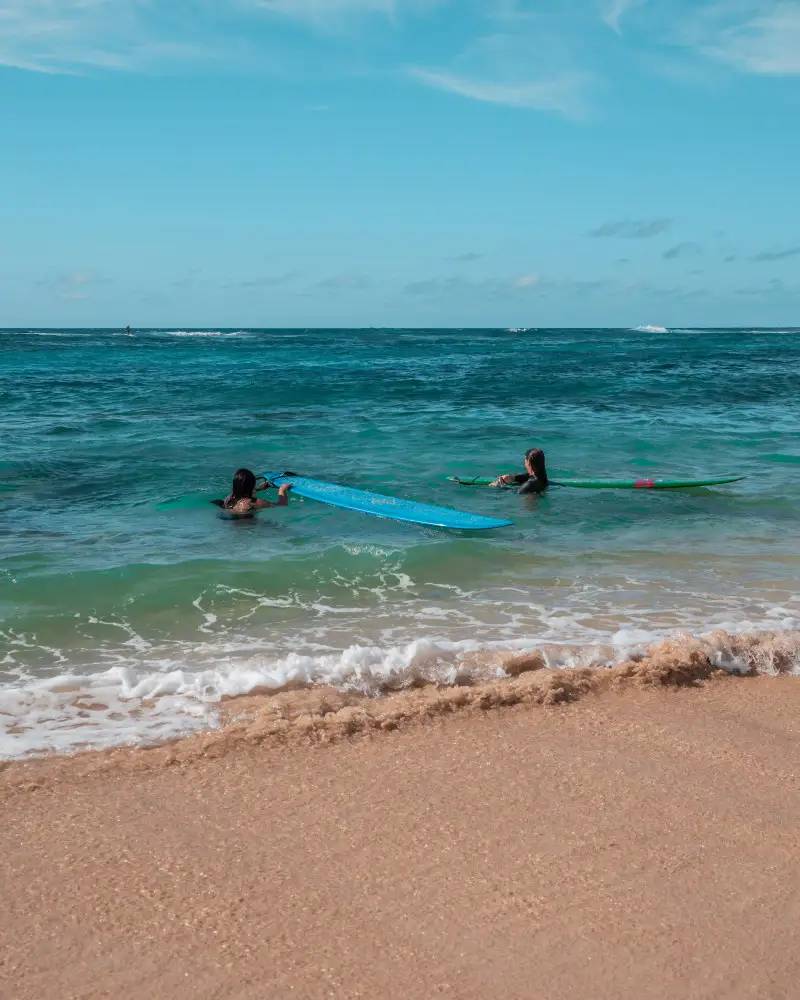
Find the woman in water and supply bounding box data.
[216,468,292,515]
[492,448,549,494]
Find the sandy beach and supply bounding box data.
[6,2,800,995]
[4,654,800,1000]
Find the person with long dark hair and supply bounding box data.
[214,468,291,515]
[491,448,549,494]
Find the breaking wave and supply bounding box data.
[2,627,799,760]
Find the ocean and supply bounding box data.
[1,326,799,757]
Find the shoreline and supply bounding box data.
[4,670,800,998]
[3,625,799,769]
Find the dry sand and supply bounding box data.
[3,661,800,999]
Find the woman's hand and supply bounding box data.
[278,483,293,497]
[491,474,513,487]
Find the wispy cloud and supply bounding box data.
[404,272,556,297]
[735,277,787,295]
[0,1,218,74]
[689,1,800,76]
[588,218,672,238]
[256,0,394,25]
[409,67,591,117]
[450,252,483,262]
[37,269,108,301]
[252,0,455,35]
[404,276,468,296]
[171,268,203,289]
[663,241,701,259]
[511,273,539,288]
[623,278,708,300]
[752,245,800,261]
[260,0,395,11]
[0,0,441,74]
[224,272,297,288]
[601,0,646,34]
[316,273,372,289]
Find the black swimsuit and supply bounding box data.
[515,475,547,495]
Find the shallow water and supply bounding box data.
[1,327,799,755]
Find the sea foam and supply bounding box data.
[2,626,799,760]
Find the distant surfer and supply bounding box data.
[125,325,133,336]
[213,468,292,516]
[491,448,549,494]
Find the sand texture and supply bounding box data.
[3,667,800,999]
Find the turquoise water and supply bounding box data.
[2,327,799,755]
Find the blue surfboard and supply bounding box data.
[263,472,512,530]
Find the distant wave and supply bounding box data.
[0,329,249,339]
[632,324,668,333]
[149,330,250,338]
[0,329,78,337]
[742,328,800,335]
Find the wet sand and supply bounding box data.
[3,668,800,999]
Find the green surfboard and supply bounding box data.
[448,475,745,490]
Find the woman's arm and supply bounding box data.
[491,473,529,487]
[255,483,293,508]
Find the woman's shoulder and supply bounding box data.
[227,497,255,512]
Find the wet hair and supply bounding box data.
[524,448,548,484]
[224,468,257,509]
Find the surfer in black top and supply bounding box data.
[213,468,291,515]
[491,448,549,494]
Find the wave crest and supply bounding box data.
[2,627,799,761]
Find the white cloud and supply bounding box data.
[403,274,614,300]
[408,27,595,118]
[36,268,108,301]
[752,245,800,261]
[316,273,372,289]
[588,218,672,238]
[601,0,646,33]
[0,0,440,73]
[226,272,298,288]
[0,1,215,74]
[64,270,96,286]
[256,0,395,21]
[253,0,447,31]
[408,67,590,117]
[663,241,702,260]
[697,1,800,75]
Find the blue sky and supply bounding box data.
[2,0,799,327]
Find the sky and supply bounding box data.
[1,0,799,328]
